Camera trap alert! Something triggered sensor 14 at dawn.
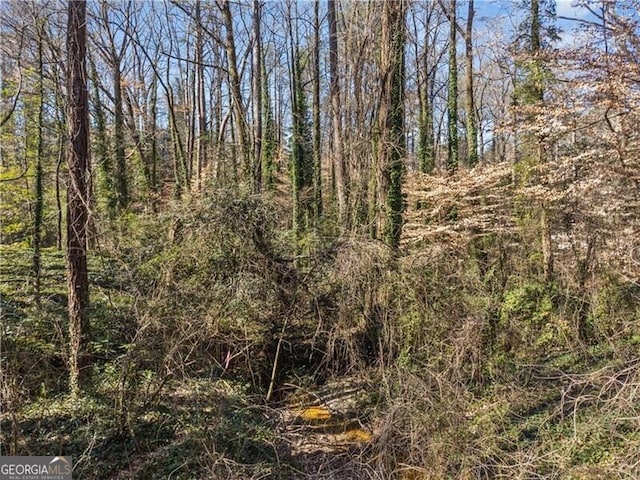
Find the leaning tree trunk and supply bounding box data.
[221,0,249,182]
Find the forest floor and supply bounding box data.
[2,162,640,478]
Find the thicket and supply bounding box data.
[2,169,639,478]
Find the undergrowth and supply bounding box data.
[1,186,639,478]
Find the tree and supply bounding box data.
[195,0,207,190]
[287,3,314,237]
[376,0,406,248]
[251,1,263,193]
[529,0,553,281]
[447,0,459,174]
[312,0,322,223]
[95,1,130,211]
[414,2,439,174]
[220,0,249,183]
[464,0,478,166]
[328,0,348,225]
[66,0,91,395]
[513,0,558,281]
[32,18,45,307]
[89,54,115,215]
[261,67,277,191]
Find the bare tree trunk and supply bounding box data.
[541,203,553,281]
[252,0,262,193]
[99,1,129,209]
[67,0,91,396]
[186,50,196,187]
[447,0,459,174]
[416,5,436,173]
[195,0,207,190]
[32,27,44,307]
[56,135,64,251]
[530,0,553,280]
[328,0,348,224]
[220,0,249,181]
[150,76,158,195]
[313,0,322,222]
[113,63,128,208]
[89,55,115,215]
[464,0,477,167]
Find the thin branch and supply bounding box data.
[0,68,22,128]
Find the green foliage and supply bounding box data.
[497,282,570,357]
[500,282,553,327]
[589,280,640,342]
[417,101,435,174]
[3,168,639,478]
[0,167,32,242]
[213,402,278,465]
[290,49,315,236]
[261,69,278,191]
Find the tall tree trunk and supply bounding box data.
[252,0,262,193]
[530,0,553,281]
[312,0,322,222]
[221,0,249,182]
[32,27,45,307]
[261,68,276,191]
[113,63,128,209]
[66,0,91,396]
[531,0,543,104]
[52,65,66,251]
[377,0,406,249]
[195,1,207,191]
[56,135,64,251]
[212,43,223,181]
[328,0,348,224]
[464,0,478,167]
[447,0,459,174]
[186,52,196,188]
[288,8,313,237]
[150,75,158,196]
[99,1,129,208]
[167,89,185,198]
[89,55,115,215]
[417,6,435,174]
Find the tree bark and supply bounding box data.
[32,26,45,307]
[99,2,129,209]
[530,0,553,281]
[464,0,478,167]
[66,0,91,396]
[328,0,348,225]
[312,0,322,223]
[252,0,262,193]
[89,55,115,215]
[447,0,459,174]
[417,5,435,174]
[220,0,249,182]
[377,0,406,248]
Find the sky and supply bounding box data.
[471,0,593,47]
